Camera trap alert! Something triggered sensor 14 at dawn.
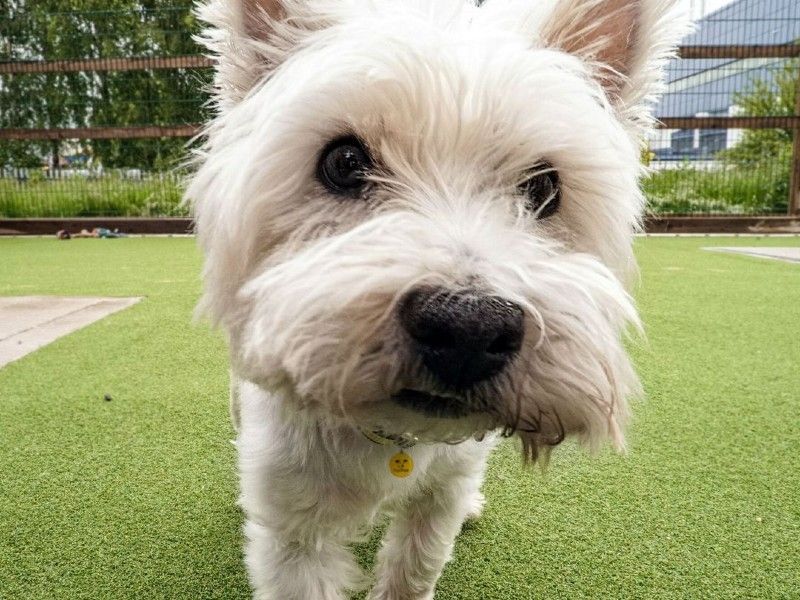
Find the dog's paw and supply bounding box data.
[464,491,485,521]
[367,589,434,600]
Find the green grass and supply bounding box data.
[1,237,799,599]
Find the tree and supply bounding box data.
[0,1,210,169]
[0,1,93,167]
[719,59,798,167]
[712,59,799,213]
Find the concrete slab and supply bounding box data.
[0,296,142,368]
[703,247,800,264]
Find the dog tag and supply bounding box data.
[389,450,413,478]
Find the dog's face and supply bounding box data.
[190,0,684,457]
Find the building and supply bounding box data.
[651,0,800,161]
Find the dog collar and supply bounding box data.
[359,428,487,448]
[360,428,418,449]
[359,429,417,478]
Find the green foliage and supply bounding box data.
[2,164,790,219]
[719,59,798,167]
[644,59,797,215]
[0,172,186,217]
[0,2,209,169]
[644,160,790,215]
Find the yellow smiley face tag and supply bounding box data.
[389,450,414,478]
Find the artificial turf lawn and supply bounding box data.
[1,236,798,599]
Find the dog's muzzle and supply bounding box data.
[399,286,524,392]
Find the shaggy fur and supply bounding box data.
[187,1,687,598]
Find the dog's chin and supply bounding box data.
[390,388,480,419]
[340,388,497,445]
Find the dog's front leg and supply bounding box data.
[235,383,370,599]
[243,517,362,600]
[368,446,490,600]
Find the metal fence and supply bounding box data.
[1,2,799,219]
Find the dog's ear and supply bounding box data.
[196,0,317,105]
[238,0,286,37]
[538,0,687,129]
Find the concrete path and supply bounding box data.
[703,247,800,264]
[0,296,141,368]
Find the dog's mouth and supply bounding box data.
[391,388,477,419]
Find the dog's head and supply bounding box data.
[189,0,685,459]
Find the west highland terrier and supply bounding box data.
[187,0,686,597]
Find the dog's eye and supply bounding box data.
[317,136,372,195]
[519,164,561,219]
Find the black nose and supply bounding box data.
[399,287,525,390]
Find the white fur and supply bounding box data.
[187,0,686,597]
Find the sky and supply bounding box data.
[682,0,737,19]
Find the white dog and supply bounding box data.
[187,0,685,597]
